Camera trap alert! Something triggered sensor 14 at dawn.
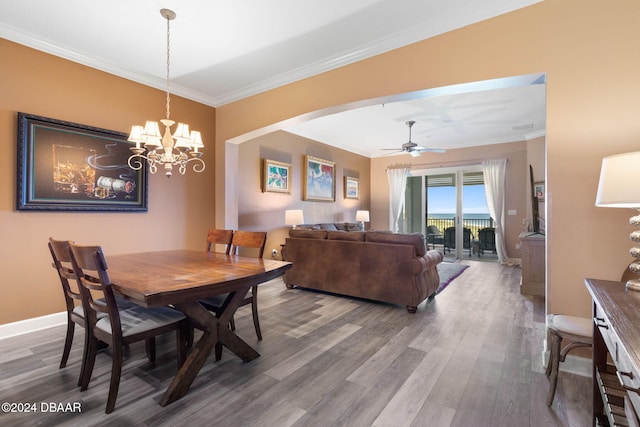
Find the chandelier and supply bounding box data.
[127,8,205,177]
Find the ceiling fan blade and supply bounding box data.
[382,151,403,156]
[414,146,446,153]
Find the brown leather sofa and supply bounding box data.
[283,229,444,312]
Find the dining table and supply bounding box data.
[104,249,292,406]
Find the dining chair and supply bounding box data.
[48,238,136,385]
[206,228,233,254]
[68,242,188,414]
[200,230,267,344]
[193,229,234,344]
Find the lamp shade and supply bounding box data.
[596,152,640,207]
[356,210,370,222]
[285,209,304,226]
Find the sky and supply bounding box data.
[427,185,489,215]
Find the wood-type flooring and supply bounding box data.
[0,260,590,426]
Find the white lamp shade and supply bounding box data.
[173,123,192,141]
[189,130,204,149]
[356,210,370,222]
[141,121,162,148]
[285,209,304,225]
[596,151,640,207]
[128,125,144,143]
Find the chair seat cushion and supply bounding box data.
[200,294,228,308]
[200,291,253,310]
[96,306,185,336]
[72,297,136,318]
[546,314,593,338]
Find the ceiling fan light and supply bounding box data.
[410,150,421,158]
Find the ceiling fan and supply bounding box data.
[382,120,446,157]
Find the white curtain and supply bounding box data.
[482,159,518,266]
[387,167,410,232]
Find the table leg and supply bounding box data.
[159,290,260,406]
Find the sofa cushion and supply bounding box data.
[297,224,321,230]
[319,223,339,231]
[365,231,426,256]
[345,223,363,231]
[327,231,366,241]
[289,229,328,239]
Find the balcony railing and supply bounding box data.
[427,216,495,240]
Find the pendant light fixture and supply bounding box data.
[127,8,205,177]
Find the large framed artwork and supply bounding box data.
[262,159,291,193]
[344,176,359,199]
[17,113,148,211]
[303,155,335,202]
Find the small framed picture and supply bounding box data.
[344,176,359,199]
[303,155,335,202]
[534,181,545,202]
[262,159,291,193]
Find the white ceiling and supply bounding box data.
[0,0,545,157]
[286,76,546,158]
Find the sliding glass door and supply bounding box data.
[402,165,490,259]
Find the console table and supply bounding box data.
[585,278,640,426]
[519,232,545,296]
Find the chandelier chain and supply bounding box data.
[165,12,171,120]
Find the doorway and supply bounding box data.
[402,165,493,260]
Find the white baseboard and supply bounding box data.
[0,278,289,341]
[0,312,67,341]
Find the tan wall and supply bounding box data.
[0,39,216,324]
[237,130,370,258]
[5,0,640,325]
[370,141,528,258]
[216,0,640,318]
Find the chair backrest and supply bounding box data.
[444,227,472,249]
[68,243,122,337]
[462,227,472,249]
[206,229,233,254]
[478,228,496,250]
[231,231,267,258]
[444,227,455,248]
[48,238,80,314]
[427,225,441,235]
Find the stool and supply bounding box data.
[545,314,593,406]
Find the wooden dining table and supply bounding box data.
[104,249,291,406]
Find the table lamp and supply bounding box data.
[595,151,640,290]
[356,210,370,230]
[285,209,304,229]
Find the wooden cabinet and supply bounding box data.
[585,278,640,426]
[519,232,545,296]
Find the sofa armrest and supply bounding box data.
[422,250,444,269]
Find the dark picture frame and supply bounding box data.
[262,158,291,193]
[17,113,148,211]
[303,155,335,202]
[534,181,545,202]
[344,176,359,199]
